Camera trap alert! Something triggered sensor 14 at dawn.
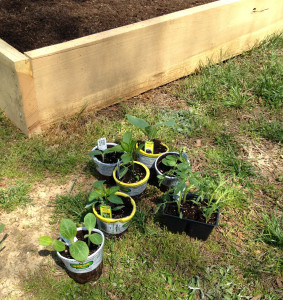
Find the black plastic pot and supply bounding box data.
[161,195,219,241]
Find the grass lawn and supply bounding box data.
[0,34,282,299]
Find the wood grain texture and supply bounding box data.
[3,0,283,134]
[0,39,28,134]
[0,39,41,135]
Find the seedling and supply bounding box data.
[85,180,124,212]
[38,213,102,261]
[110,132,144,179]
[126,114,175,141]
[158,154,227,222]
[88,147,118,163]
[0,223,4,247]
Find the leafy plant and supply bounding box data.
[0,223,5,247]
[38,213,102,261]
[158,154,227,222]
[126,114,175,141]
[110,132,144,179]
[88,147,120,163]
[85,180,124,211]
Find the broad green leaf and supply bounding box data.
[89,233,103,245]
[162,158,177,167]
[118,166,129,179]
[70,241,89,261]
[92,180,105,189]
[88,150,102,157]
[126,114,149,129]
[108,194,124,205]
[0,224,4,233]
[112,205,125,211]
[84,213,96,232]
[89,190,103,201]
[107,186,120,196]
[107,145,123,152]
[53,240,66,252]
[120,141,129,152]
[123,132,132,145]
[59,219,77,240]
[38,236,53,246]
[121,153,131,164]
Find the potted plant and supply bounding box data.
[126,114,175,169]
[38,213,105,284]
[155,151,190,188]
[157,154,224,241]
[86,180,136,238]
[111,132,150,196]
[89,138,124,177]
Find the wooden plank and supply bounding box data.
[10,0,283,132]
[0,39,41,135]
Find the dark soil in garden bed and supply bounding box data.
[0,0,216,52]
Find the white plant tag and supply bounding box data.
[97,138,107,151]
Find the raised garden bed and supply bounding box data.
[0,0,282,136]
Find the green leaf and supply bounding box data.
[53,240,66,252]
[59,219,77,241]
[120,141,129,152]
[89,233,103,245]
[107,186,120,195]
[121,153,131,164]
[0,223,4,233]
[126,114,149,129]
[38,236,53,246]
[108,194,124,205]
[123,132,132,145]
[89,190,103,201]
[118,166,129,179]
[92,180,105,189]
[112,205,125,211]
[88,150,102,157]
[69,241,89,261]
[108,145,123,152]
[84,213,96,232]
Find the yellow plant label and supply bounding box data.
[145,141,154,154]
[100,205,112,218]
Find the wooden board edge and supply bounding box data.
[38,22,282,131]
[14,59,42,136]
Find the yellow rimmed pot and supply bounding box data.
[93,192,136,238]
[113,161,150,196]
[137,141,169,169]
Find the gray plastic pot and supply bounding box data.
[91,143,118,176]
[154,152,190,187]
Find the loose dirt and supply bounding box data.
[0,0,216,52]
[0,175,93,299]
